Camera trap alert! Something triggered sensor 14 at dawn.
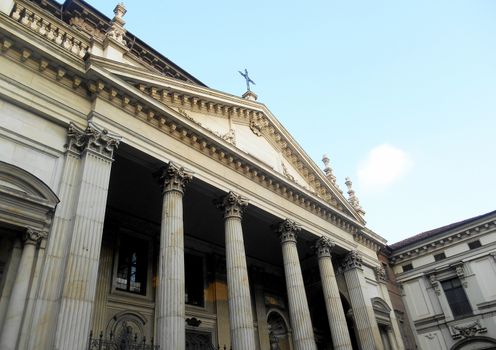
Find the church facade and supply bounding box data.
[0,1,408,349]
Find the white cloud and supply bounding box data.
[357,144,413,190]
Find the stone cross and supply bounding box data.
[238,68,255,91]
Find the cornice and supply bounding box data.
[390,219,496,264]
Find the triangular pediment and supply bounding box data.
[88,58,365,224]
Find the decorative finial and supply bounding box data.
[345,177,365,216]
[322,154,336,184]
[106,3,127,46]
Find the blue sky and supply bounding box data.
[85,0,496,243]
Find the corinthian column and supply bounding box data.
[342,250,383,350]
[0,229,46,350]
[54,122,120,350]
[155,162,192,350]
[29,123,86,350]
[314,237,352,350]
[217,191,256,350]
[277,219,316,350]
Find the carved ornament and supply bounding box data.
[67,122,121,159]
[185,317,202,327]
[69,17,105,41]
[216,191,248,219]
[428,274,441,295]
[159,162,193,195]
[374,266,387,283]
[106,3,127,46]
[277,219,301,244]
[314,236,335,258]
[24,228,47,245]
[454,263,468,287]
[341,250,363,271]
[249,114,264,136]
[451,320,487,339]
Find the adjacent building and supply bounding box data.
[389,210,496,350]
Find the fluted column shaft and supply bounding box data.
[54,122,120,350]
[374,267,403,350]
[156,162,192,350]
[29,147,81,350]
[218,192,256,350]
[342,251,383,350]
[315,237,352,350]
[278,220,316,350]
[0,229,45,350]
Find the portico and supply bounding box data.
[0,1,407,349]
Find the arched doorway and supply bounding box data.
[267,309,292,350]
[451,336,496,350]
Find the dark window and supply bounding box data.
[116,235,148,295]
[402,263,413,272]
[434,252,446,261]
[468,240,482,250]
[441,278,472,318]
[185,253,204,307]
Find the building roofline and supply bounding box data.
[389,209,496,251]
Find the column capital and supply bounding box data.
[159,161,193,195]
[314,236,335,258]
[23,228,47,245]
[341,249,363,272]
[374,265,387,283]
[216,191,248,219]
[277,219,300,244]
[67,122,121,159]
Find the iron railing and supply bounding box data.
[88,330,159,350]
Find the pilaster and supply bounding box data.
[314,237,352,350]
[155,161,192,350]
[54,122,120,350]
[341,250,383,350]
[217,191,256,350]
[277,219,316,350]
[0,229,46,350]
[375,266,404,350]
[29,125,83,350]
